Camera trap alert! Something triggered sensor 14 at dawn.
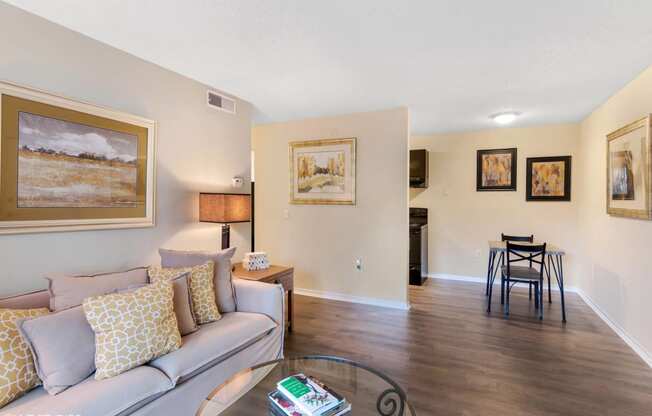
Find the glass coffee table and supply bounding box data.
[197,355,416,415]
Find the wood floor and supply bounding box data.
[284,279,652,416]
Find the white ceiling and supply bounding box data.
[5,0,652,134]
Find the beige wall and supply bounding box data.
[410,124,580,284]
[252,108,410,307]
[577,65,652,361]
[0,3,252,295]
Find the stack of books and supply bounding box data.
[268,373,351,416]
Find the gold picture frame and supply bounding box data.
[289,138,356,205]
[606,115,652,220]
[0,81,156,234]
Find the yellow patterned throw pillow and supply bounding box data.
[83,281,181,380]
[0,308,49,407]
[148,261,221,324]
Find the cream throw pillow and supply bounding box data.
[83,281,181,380]
[0,308,49,407]
[148,261,221,324]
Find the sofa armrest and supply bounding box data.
[233,279,284,325]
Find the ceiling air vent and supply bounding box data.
[207,90,236,114]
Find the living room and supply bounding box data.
[1,2,651,416]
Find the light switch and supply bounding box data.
[283,209,289,219]
[355,258,362,271]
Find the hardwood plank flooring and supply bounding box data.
[284,279,652,415]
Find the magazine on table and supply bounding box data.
[268,403,351,416]
[268,373,350,416]
[268,389,351,416]
[276,373,344,415]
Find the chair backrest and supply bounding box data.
[501,233,534,243]
[506,242,547,278]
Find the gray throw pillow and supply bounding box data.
[17,306,95,395]
[159,247,237,313]
[45,267,148,311]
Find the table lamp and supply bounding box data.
[199,193,251,249]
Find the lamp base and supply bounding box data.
[221,224,230,250]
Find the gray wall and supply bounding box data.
[0,3,252,295]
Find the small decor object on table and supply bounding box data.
[526,156,572,201]
[289,138,356,205]
[243,251,270,271]
[606,115,652,220]
[477,148,517,191]
[270,373,350,416]
[232,262,294,332]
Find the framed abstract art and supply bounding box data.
[289,138,356,205]
[606,116,652,220]
[0,81,157,234]
[476,148,517,191]
[526,156,572,201]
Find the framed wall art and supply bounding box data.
[606,116,651,220]
[526,156,572,201]
[0,81,156,234]
[476,148,517,191]
[289,137,356,205]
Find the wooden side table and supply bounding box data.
[232,263,294,332]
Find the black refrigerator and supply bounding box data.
[409,208,428,286]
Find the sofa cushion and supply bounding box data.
[0,291,49,310]
[0,365,173,416]
[0,308,49,408]
[120,273,198,336]
[148,312,277,384]
[17,305,95,395]
[159,247,237,313]
[148,262,221,325]
[46,267,148,311]
[83,281,181,380]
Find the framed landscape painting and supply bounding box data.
[606,116,652,220]
[0,81,156,234]
[289,138,356,205]
[526,156,571,201]
[476,148,517,191]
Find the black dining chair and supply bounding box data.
[500,234,534,303]
[501,233,534,243]
[500,242,547,319]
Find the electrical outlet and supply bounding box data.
[355,258,362,271]
[474,249,481,258]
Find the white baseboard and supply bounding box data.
[293,287,411,310]
[428,273,577,292]
[430,273,651,369]
[574,289,652,369]
[428,273,486,284]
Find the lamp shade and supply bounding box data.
[199,193,251,223]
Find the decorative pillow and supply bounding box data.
[17,306,95,395]
[159,247,237,312]
[0,308,49,407]
[46,267,148,311]
[82,281,181,380]
[148,262,220,324]
[119,273,198,336]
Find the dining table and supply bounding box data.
[486,240,567,322]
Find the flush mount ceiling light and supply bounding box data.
[490,111,520,125]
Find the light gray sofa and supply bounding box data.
[0,278,285,416]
